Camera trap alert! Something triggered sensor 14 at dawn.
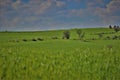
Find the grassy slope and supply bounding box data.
[0,28,120,80]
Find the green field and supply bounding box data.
[0,28,120,80]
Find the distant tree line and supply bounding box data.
[109,25,120,32]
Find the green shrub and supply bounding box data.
[105,36,111,40]
[37,38,44,41]
[112,35,118,40]
[32,38,37,41]
[22,39,27,42]
[76,29,85,40]
[63,30,70,39]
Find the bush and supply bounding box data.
[32,38,37,41]
[37,38,44,41]
[105,36,111,40]
[76,29,85,40]
[109,25,112,29]
[112,35,118,40]
[63,31,70,39]
[91,38,96,40]
[22,39,27,42]
[113,25,120,32]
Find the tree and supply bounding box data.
[76,29,85,40]
[113,25,117,29]
[109,25,112,29]
[114,25,119,32]
[63,30,70,39]
[76,29,82,37]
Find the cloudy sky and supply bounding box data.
[0,0,120,31]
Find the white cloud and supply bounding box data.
[0,0,12,6]
[56,1,66,7]
[0,0,120,30]
[95,0,120,24]
[12,0,22,9]
[35,1,52,14]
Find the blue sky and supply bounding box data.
[0,0,120,31]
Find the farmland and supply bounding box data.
[0,28,120,80]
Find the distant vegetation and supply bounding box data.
[7,26,120,43]
[63,30,70,39]
[109,25,120,32]
[76,29,85,40]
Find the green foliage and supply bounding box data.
[63,30,70,39]
[22,39,27,42]
[109,25,112,29]
[32,38,37,41]
[0,28,120,80]
[37,38,44,41]
[76,29,85,40]
[113,25,120,32]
